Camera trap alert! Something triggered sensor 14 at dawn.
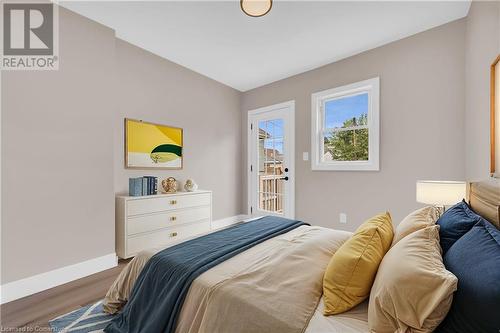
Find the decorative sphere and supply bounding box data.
[184,179,198,192]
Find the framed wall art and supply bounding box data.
[491,55,500,177]
[125,118,183,169]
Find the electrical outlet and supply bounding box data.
[339,213,347,224]
[303,152,309,161]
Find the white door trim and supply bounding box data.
[247,100,295,219]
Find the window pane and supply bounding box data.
[271,119,283,139]
[259,139,284,175]
[259,120,270,139]
[259,119,284,139]
[325,93,368,129]
[273,139,284,162]
[258,139,266,174]
[323,128,369,161]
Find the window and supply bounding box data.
[311,77,379,171]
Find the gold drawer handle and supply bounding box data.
[170,216,177,221]
[170,232,178,237]
[170,200,177,205]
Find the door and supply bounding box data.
[248,101,295,219]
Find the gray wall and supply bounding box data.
[464,1,500,181]
[241,19,467,231]
[2,8,116,283]
[113,39,242,220]
[2,2,497,285]
[1,8,242,284]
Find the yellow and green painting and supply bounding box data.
[125,119,183,169]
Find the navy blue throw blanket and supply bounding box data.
[105,216,307,333]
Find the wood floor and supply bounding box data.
[0,259,130,330]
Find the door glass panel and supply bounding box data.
[258,119,285,214]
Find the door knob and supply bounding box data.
[284,168,289,172]
[280,176,289,181]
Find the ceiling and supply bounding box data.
[60,1,471,91]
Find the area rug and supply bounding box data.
[49,300,114,332]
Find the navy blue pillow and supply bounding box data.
[437,219,500,333]
[437,200,484,254]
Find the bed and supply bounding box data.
[102,179,499,333]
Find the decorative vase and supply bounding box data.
[162,177,178,193]
[184,179,198,192]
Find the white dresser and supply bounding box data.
[115,190,212,259]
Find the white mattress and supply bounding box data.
[306,298,369,333]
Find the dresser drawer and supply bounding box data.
[127,220,211,255]
[127,206,210,235]
[127,193,211,216]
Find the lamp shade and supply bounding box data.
[416,181,466,206]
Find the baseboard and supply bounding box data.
[211,214,250,230]
[0,217,258,304]
[0,253,117,304]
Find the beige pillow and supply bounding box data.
[368,225,457,333]
[392,206,440,246]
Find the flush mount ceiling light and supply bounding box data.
[240,0,272,17]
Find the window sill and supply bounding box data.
[311,161,379,171]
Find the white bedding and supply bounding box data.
[104,223,369,332]
[306,298,369,333]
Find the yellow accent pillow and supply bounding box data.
[323,212,394,315]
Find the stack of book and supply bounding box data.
[129,176,158,196]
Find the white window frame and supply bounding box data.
[311,77,380,171]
